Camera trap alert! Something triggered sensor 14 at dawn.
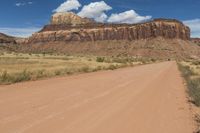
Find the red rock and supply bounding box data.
[24,18,190,44]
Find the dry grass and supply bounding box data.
[0,52,154,84]
[178,60,200,106]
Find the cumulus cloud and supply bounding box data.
[53,0,81,13]
[53,0,151,24]
[107,10,152,24]
[15,1,33,7]
[0,27,41,37]
[78,1,112,22]
[184,19,200,37]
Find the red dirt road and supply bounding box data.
[0,62,195,133]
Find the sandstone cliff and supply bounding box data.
[23,12,190,44]
[18,12,200,59]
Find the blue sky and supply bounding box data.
[0,0,199,37]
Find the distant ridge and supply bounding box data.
[0,33,16,44]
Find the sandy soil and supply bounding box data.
[0,61,195,133]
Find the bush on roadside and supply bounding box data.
[13,70,31,82]
[0,70,31,84]
[79,66,90,73]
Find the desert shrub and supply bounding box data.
[96,57,105,62]
[92,66,102,72]
[112,58,128,64]
[36,69,46,78]
[80,66,90,72]
[0,70,32,84]
[54,70,62,76]
[108,65,118,70]
[192,61,200,66]
[151,58,156,62]
[12,70,31,83]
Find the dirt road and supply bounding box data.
[0,61,195,133]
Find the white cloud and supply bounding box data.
[53,0,81,13]
[28,2,33,5]
[15,1,33,7]
[16,3,25,7]
[0,27,41,37]
[78,1,112,22]
[107,10,151,24]
[184,19,200,37]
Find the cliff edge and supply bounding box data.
[23,12,190,44]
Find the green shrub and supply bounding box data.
[54,70,62,76]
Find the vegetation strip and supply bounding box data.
[178,61,200,106]
[0,52,159,84]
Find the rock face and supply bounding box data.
[23,12,190,44]
[18,12,200,59]
[50,12,93,25]
[0,33,16,44]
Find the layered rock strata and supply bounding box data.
[23,12,190,44]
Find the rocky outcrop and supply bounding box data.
[50,12,93,25]
[23,12,190,44]
[191,38,200,46]
[0,33,16,44]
